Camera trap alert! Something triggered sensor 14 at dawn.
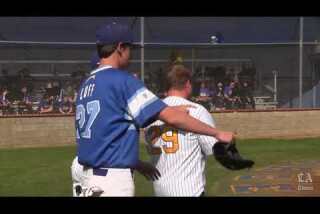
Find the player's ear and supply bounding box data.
[115,42,124,55]
[185,80,192,89]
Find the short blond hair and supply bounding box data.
[165,65,192,91]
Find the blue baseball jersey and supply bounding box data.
[75,65,167,169]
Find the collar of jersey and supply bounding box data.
[90,65,113,75]
[165,95,186,100]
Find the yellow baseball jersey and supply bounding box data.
[144,96,217,196]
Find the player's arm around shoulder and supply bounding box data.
[157,104,234,143]
[196,104,216,128]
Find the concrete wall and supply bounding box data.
[212,109,320,139]
[0,115,75,149]
[0,109,320,148]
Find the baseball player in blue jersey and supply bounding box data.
[71,22,235,197]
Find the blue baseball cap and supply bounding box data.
[96,22,139,47]
[90,52,100,69]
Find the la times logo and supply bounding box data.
[297,172,314,191]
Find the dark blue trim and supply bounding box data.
[93,168,108,176]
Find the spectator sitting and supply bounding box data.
[50,81,62,112]
[196,82,212,110]
[198,82,211,98]
[45,81,55,100]
[52,81,60,97]
[0,87,11,114]
[214,82,226,111]
[64,84,78,106]
[39,93,54,114]
[0,87,10,105]
[239,81,255,109]
[61,82,74,101]
[19,86,32,113]
[232,80,243,109]
[224,81,239,109]
[223,81,231,108]
[59,96,73,114]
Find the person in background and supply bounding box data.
[232,80,243,109]
[214,82,226,111]
[0,87,11,114]
[39,93,54,114]
[239,81,255,109]
[224,81,237,109]
[197,81,212,111]
[19,86,32,113]
[199,81,211,98]
[45,81,54,98]
[59,95,73,114]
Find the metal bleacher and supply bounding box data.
[254,96,278,110]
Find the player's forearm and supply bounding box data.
[158,107,219,137]
[173,112,220,137]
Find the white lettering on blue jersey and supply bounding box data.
[80,88,84,100]
[127,87,158,119]
[90,84,95,96]
[76,66,167,169]
[80,84,95,100]
[84,85,89,98]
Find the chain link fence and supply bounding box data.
[0,17,320,115]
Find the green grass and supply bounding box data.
[0,138,319,196]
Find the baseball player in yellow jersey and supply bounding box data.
[144,65,220,197]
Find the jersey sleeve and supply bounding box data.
[124,76,167,128]
[196,107,218,156]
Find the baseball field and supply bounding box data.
[0,138,319,196]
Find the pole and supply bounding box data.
[273,70,277,102]
[299,17,304,108]
[50,64,54,74]
[191,48,195,74]
[312,62,315,107]
[314,63,318,107]
[140,17,145,82]
[201,65,205,81]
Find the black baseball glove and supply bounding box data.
[213,140,254,170]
